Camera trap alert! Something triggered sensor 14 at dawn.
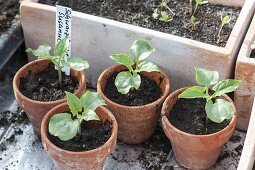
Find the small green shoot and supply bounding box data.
[152,0,175,23]
[192,0,208,16]
[217,15,231,44]
[110,39,160,94]
[49,91,106,141]
[191,16,199,30]
[159,11,172,23]
[189,0,193,7]
[26,37,89,85]
[178,68,241,123]
[153,9,160,19]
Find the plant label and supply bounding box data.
[55,5,72,75]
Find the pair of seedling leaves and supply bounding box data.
[26,37,89,84]
[49,91,106,141]
[110,39,160,94]
[179,68,241,123]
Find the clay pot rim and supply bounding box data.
[13,59,86,105]
[41,102,118,155]
[161,87,237,138]
[97,64,170,109]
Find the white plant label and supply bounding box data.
[55,5,72,75]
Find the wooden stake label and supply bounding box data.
[55,5,72,75]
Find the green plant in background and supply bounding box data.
[49,91,106,141]
[110,39,160,94]
[217,15,231,44]
[178,68,241,123]
[152,0,175,23]
[192,0,208,16]
[26,37,89,85]
[191,16,199,30]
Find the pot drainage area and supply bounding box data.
[0,46,246,170]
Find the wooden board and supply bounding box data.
[235,14,255,131]
[20,0,254,91]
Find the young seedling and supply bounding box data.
[160,0,175,16]
[191,16,200,30]
[159,11,172,23]
[189,0,193,7]
[49,91,106,141]
[109,39,160,94]
[26,37,89,85]
[192,0,208,16]
[178,68,241,123]
[152,0,175,23]
[217,15,231,44]
[153,8,160,19]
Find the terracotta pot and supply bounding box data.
[161,87,237,169]
[41,103,118,170]
[97,64,170,144]
[13,59,86,135]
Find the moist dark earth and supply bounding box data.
[251,49,255,58]
[19,63,78,102]
[104,72,162,106]
[39,0,241,47]
[48,120,112,151]
[0,0,21,35]
[168,98,230,135]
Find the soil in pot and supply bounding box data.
[104,72,162,106]
[250,49,255,58]
[19,63,78,101]
[0,0,21,35]
[168,98,230,135]
[48,119,112,152]
[39,0,241,47]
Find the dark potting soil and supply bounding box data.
[19,63,78,102]
[48,120,112,152]
[0,110,28,128]
[39,0,241,47]
[250,49,255,58]
[0,0,21,35]
[104,72,162,106]
[168,98,230,135]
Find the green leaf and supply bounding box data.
[205,99,234,123]
[115,71,141,94]
[178,86,207,99]
[81,109,100,121]
[195,68,219,87]
[136,61,160,73]
[80,91,106,111]
[110,54,134,71]
[212,80,242,97]
[54,37,69,57]
[49,113,79,141]
[195,0,208,5]
[63,57,89,71]
[129,39,155,62]
[26,44,51,58]
[159,11,171,23]
[221,16,231,25]
[152,8,159,19]
[65,91,82,116]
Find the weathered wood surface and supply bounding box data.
[235,14,255,131]
[21,0,254,91]
[237,97,255,170]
